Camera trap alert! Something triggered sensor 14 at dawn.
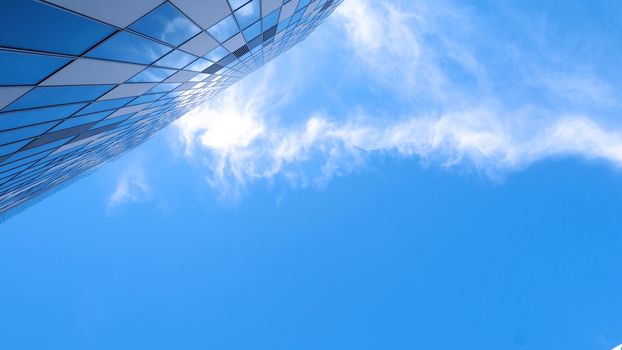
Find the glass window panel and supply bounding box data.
[228,0,249,10]
[75,97,133,116]
[5,137,72,165]
[263,8,281,30]
[234,0,260,29]
[0,140,30,158]
[207,15,240,43]
[86,32,173,65]
[296,0,312,11]
[0,103,85,132]
[93,114,132,128]
[127,67,177,83]
[147,83,182,93]
[0,122,55,145]
[4,86,113,112]
[0,1,115,55]
[128,3,201,46]
[127,93,165,106]
[291,9,305,23]
[185,58,212,72]
[204,46,229,62]
[190,73,209,82]
[51,111,114,132]
[0,160,35,179]
[243,21,262,41]
[277,18,290,32]
[153,50,197,69]
[0,50,70,86]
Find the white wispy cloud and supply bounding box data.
[107,162,151,209]
[172,0,622,194]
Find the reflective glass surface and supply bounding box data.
[0,0,115,55]
[0,0,343,220]
[128,67,177,83]
[129,3,201,46]
[207,15,240,43]
[154,50,197,69]
[86,32,173,65]
[0,50,70,86]
[234,0,261,29]
[4,86,113,111]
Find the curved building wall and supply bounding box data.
[0,0,342,220]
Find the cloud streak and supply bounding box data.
[173,0,622,194]
[107,162,151,209]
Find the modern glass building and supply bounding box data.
[0,0,342,221]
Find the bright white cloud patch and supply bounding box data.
[173,0,622,195]
[107,162,151,209]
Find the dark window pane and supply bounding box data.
[0,0,115,55]
[0,50,70,86]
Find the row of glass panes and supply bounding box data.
[0,0,331,88]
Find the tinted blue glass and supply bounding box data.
[277,18,290,32]
[208,15,240,42]
[5,137,72,164]
[185,58,212,72]
[228,0,249,10]
[127,93,166,106]
[296,0,312,11]
[51,111,114,131]
[0,140,30,158]
[148,99,172,108]
[234,0,260,29]
[128,3,201,46]
[0,150,50,173]
[243,21,262,41]
[0,161,33,180]
[0,103,85,132]
[86,32,172,65]
[204,46,229,62]
[93,114,132,128]
[263,9,281,30]
[4,86,113,111]
[75,98,133,116]
[291,9,305,23]
[0,122,55,145]
[147,83,182,93]
[154,50,197,69]
[0,0,114,55]
[128,67,177,83]
[0,50,70,86]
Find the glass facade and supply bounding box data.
[0,0,342,221]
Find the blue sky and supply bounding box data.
[1,0,622,349]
